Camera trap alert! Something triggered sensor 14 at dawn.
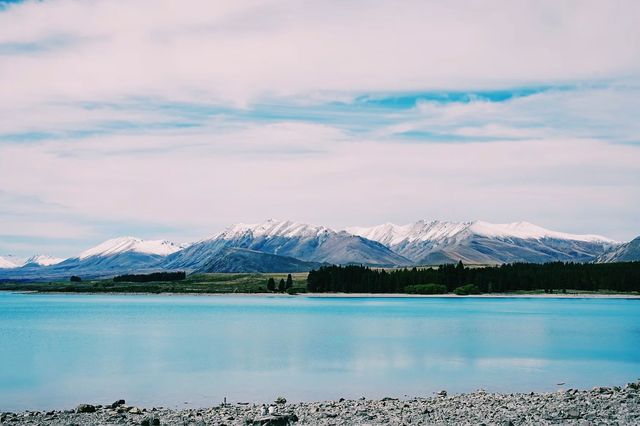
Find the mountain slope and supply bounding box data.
[56,236,181,273]
[348,220,615,264]
[199,248,324,273]
[595,236,640,262]
[22,255,65,267]
[164,219,411,270]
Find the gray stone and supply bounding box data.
[5,380,640,425]
[111,399,126,408]
[75,404,96,413]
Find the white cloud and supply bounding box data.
[1,0,639,106]
[1,120,638,253]
[401,84,640,142]
[0,0,639,255]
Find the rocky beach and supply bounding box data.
[2,382,639,425]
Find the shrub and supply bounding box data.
[405,283,447,294]
[453,284,481,295]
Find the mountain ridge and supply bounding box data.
[348,220,616,265]
[0,219,633,279]
[164,219,412,271]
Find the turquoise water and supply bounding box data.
[1,292,640,411]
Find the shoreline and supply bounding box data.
[304,292,640,299]
[3,289,640,299]
[3,382,639,425]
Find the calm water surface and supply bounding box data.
[1,292,640,410]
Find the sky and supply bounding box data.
[0,0,639,257]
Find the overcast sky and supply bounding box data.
[1,0,639,257]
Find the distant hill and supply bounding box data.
[0,237,180,281]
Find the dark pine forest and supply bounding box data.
[306,262,640,294]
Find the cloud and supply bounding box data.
[0,0,639,255]
[1,120,638,255]
[0,0,639,106]
[394,84,640,143]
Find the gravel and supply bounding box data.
[2,381,639,425]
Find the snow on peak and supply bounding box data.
[0,255,20,269]
[469,221,615,243]
[24,254,65,266]
[347,220,472,245]
[78,236,181,259]
[348,220,615,244]
[217,219,333,240]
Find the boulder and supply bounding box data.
[76,404,96,413]
[111,399,126,409]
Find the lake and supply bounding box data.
[1,292,640,411]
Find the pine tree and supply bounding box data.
[286,274,293,290]
[278,278,286,292]
[267,277,276,292]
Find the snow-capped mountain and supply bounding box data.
[0,254,65,269]
[54,236,182,273]
[22,254,65,267]
[595,236,640,263]
[164,219,411,271]
[0,237,182,280]
[78,236,181,259]
[347,220,616,265]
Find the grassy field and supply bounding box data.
[0,272,310,294]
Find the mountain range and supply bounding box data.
[0,254,65,269]
[347,220,615,264]
[0,219,636,280]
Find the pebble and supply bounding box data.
[5,381,640,425]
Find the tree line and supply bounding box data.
[113,271,187,283]
[306,262,640,294]
[266,274,294,292]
